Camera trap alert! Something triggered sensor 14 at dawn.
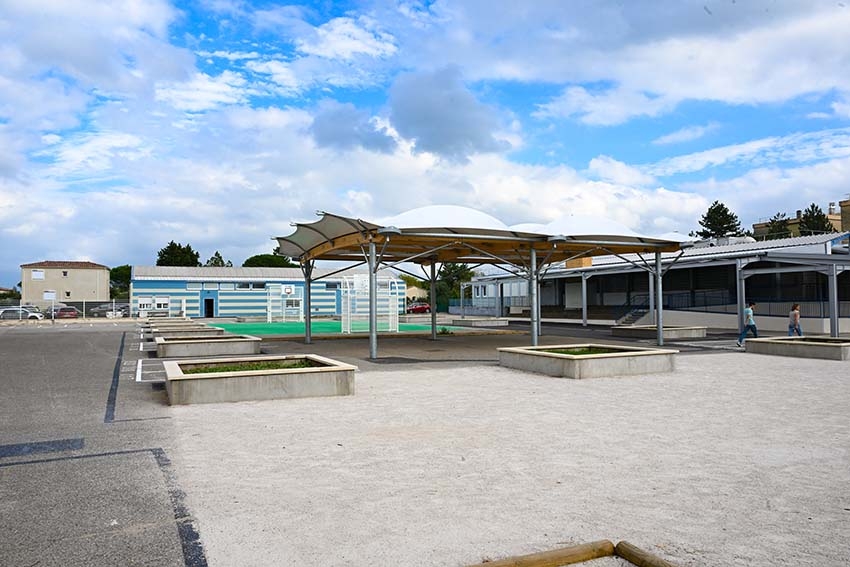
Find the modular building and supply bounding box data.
[130,266,405,319]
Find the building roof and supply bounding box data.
[275,207,681,267]
[20,261,109,270]
[472,232,850,280]
[131,265,391,281]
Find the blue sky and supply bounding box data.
[2,0,850,286]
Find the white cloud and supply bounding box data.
[652,123,719,146]
[586,155,656,187]
[245,60,301,93]
[647,128,850,177]
[534,86,674,126]
[296,16,397,60]
[155,71,252,112]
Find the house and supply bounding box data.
[752,199,849,239]
[20,261,110,307]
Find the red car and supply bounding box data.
[53,306,81,319]
[406,302,431,314]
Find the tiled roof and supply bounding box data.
[20,261,109,270]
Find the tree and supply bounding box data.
[109,265,131,299]
[399,274,427,291]
[694,201,744,238]
[156,241,201,266]
[799,203,836,236]
[204,251,233,267]
[431,263,475,310]
[764,212,790,240]
[241,254,296,268]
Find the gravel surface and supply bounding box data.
[168,352,850,566]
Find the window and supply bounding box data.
[64,291,71,298]
[219,283,235,290]
[31,270,44,280]
[186,283,202,290]
[325,282,338,290]
[203,282,218,290]
[236,283,250,289]
[154,297,170,310]
[62,271,68,277]
[253,282,266,290]
[138,298,152,310]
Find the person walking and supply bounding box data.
[788,303,802,336]
[736,301,758,346]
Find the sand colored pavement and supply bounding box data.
[167,351,850,567]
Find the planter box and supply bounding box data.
[611,325,707,340]
[155,335,261,358]
[164,354,357,405]
[152,327,226,339]
[745,336,850,360]
[497,344,677,379]
[452,318,510,327]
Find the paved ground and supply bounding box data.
[1,320,849,566]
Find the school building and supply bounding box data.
[130,266,405,319]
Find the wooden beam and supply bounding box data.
[464,540,615,567]
[615,541,678,567]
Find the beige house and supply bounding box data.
[20,261,110,306]
[752,199,849,239]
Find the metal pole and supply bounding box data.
[655,252,664,346]
[302,261,314,345]
[648,271,655,325]
[828,264,839,337]
[430,262,437,340]
[581,274,588,327]
[736,259,746,335]
[460,283,465,318]
[530,248,538,346]
[369,241,377,359]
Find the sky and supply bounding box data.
[2,0,850,286]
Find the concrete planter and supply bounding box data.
[155,335,261,358]
[152,327,226,339]
[164,354,357,405]
[745,336,850,360]
[611,325,707,340]
[452,318,509,327]
[498,344,677,379]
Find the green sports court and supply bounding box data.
[211,320,466,336]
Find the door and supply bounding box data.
[204,297,215,318]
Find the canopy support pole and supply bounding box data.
[655,252,664,346]
[301,260,314,345]
[828,264,840,337]
[430,263,438,340]
[369,240,377,359]
[530,248,539,346]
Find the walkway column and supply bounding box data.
[828,264,839,337]
[736,259,746,334]
[530,248,539,346]
[430,262,437,340]
[648,271,655,325]
[655,252,664,346]
[369,240,377,359]
[581,274,588,326]
[302,260,314,344]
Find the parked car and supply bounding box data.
[0,307,45,320]
[89,303,129,317]
[53,306,82,319]
[406,302,431,314]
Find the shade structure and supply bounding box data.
[275,208,681,266]
[274,207,682,357]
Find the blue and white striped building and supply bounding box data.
[130,266,405,318]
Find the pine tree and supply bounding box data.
[764,212,790,240]
[204,251,233,267]
[798,203,836,236]
[694,201,743,238]
[156,241,201,266]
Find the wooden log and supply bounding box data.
[615,541,678,567]
[465,540,615,567]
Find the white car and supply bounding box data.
[0,307,45,320]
